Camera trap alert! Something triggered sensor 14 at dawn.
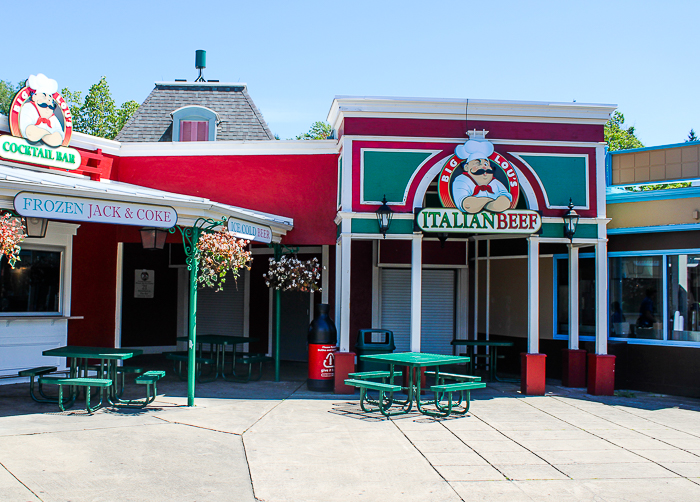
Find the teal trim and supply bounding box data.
[608,140,700,155]
[607,185,700,204]
[608,223,700,235]
[351,218,414,235]
[540,222,598,239]
[609,249,700,257]
[518,155,587,207]
[362,151,433,203]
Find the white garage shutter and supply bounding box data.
[196,272,245,337]
[380,269,411,352]
[420,270,456,355]
[380,269,456,354]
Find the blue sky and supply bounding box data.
[4,0,698,145]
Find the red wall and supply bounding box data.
[68,222,120,347]
[113,154,338,245]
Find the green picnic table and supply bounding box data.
[354,352,484,418]
[451,340,516,382]
[175,334,259,381]
[42,346,144,407]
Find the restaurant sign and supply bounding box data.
[417,208,541,234]
[419,136,540,235]
[2,73,81,170]
[14,192,177,228]
[227,217,272,243]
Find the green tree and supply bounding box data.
[687,129,698,142]
[0,80,24,116]
[63,76,139,140]
[605,111,644,152]
[295,121,333,140]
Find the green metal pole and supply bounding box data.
[187,229,200,407]
[275,288,281,382]
[273,243,282,382]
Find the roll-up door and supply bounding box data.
[196,272,245,337]
[380,269,411,352]
[380,269,456,354]
[420,270,456,355]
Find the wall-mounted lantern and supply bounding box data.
[140,227,168,250]
[563,199,579,241]
[23,217,48,238]
[375,195,394,239]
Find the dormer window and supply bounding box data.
[180,121,209,141]
[171,106,219,142]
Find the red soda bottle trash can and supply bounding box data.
[307,303,337,391]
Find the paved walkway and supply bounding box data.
[2,373,700,501]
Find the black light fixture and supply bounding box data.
[140,227,168,250]
[437,232,449,248]
[563,199,579,241]
[22,217,48,238]
[375,195,394,239]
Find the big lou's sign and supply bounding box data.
[0,74,82,170]
[417,136,541,235]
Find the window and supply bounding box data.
[0,249,62,313]
[667,254,700,341]
[171,106,218,142]
[555,255,596,338]
[609,256,663,339]
[179,121,209,142]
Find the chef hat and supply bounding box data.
[27,74,58,96]
[455,138,494,163]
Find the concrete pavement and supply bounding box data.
[2,368,700,501]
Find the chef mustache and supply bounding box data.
[38,102,56,110]
[470,168,494,175]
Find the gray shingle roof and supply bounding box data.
[116,82,275,142]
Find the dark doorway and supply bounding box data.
[121,243,179,347]
[279,291,311,361]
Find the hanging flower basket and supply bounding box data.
[263,256,322,292]
[196,229,252,292]
[0,213,26,269]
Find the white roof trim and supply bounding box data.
[0,161,292,239]
[118,139,339,157]
[327,96,617,131]
[155,81,247,88]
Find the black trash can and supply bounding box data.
[355,329,396,373]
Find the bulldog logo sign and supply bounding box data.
[1,74,81,170]
[418,137,541,235]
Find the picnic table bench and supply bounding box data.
[233,353,273,382]
[39,376,112,413]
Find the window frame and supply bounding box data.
[553,248,700,347]
[0,243,65,316]
[171,106,219,142]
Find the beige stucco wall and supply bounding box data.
[476,257,553,339]
[608,198,700,229]
[611,144,700,185]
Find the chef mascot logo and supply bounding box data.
[437,138,520,213]
[9,74,73,147]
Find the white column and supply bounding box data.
[527,237,540,354]
[568,244,579,350]
[410,235,423,352]
[371,240,380,327]
[485,240,491,341]
[337,235,352,352]
[595,239,608,355]
[321,244,329,304]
